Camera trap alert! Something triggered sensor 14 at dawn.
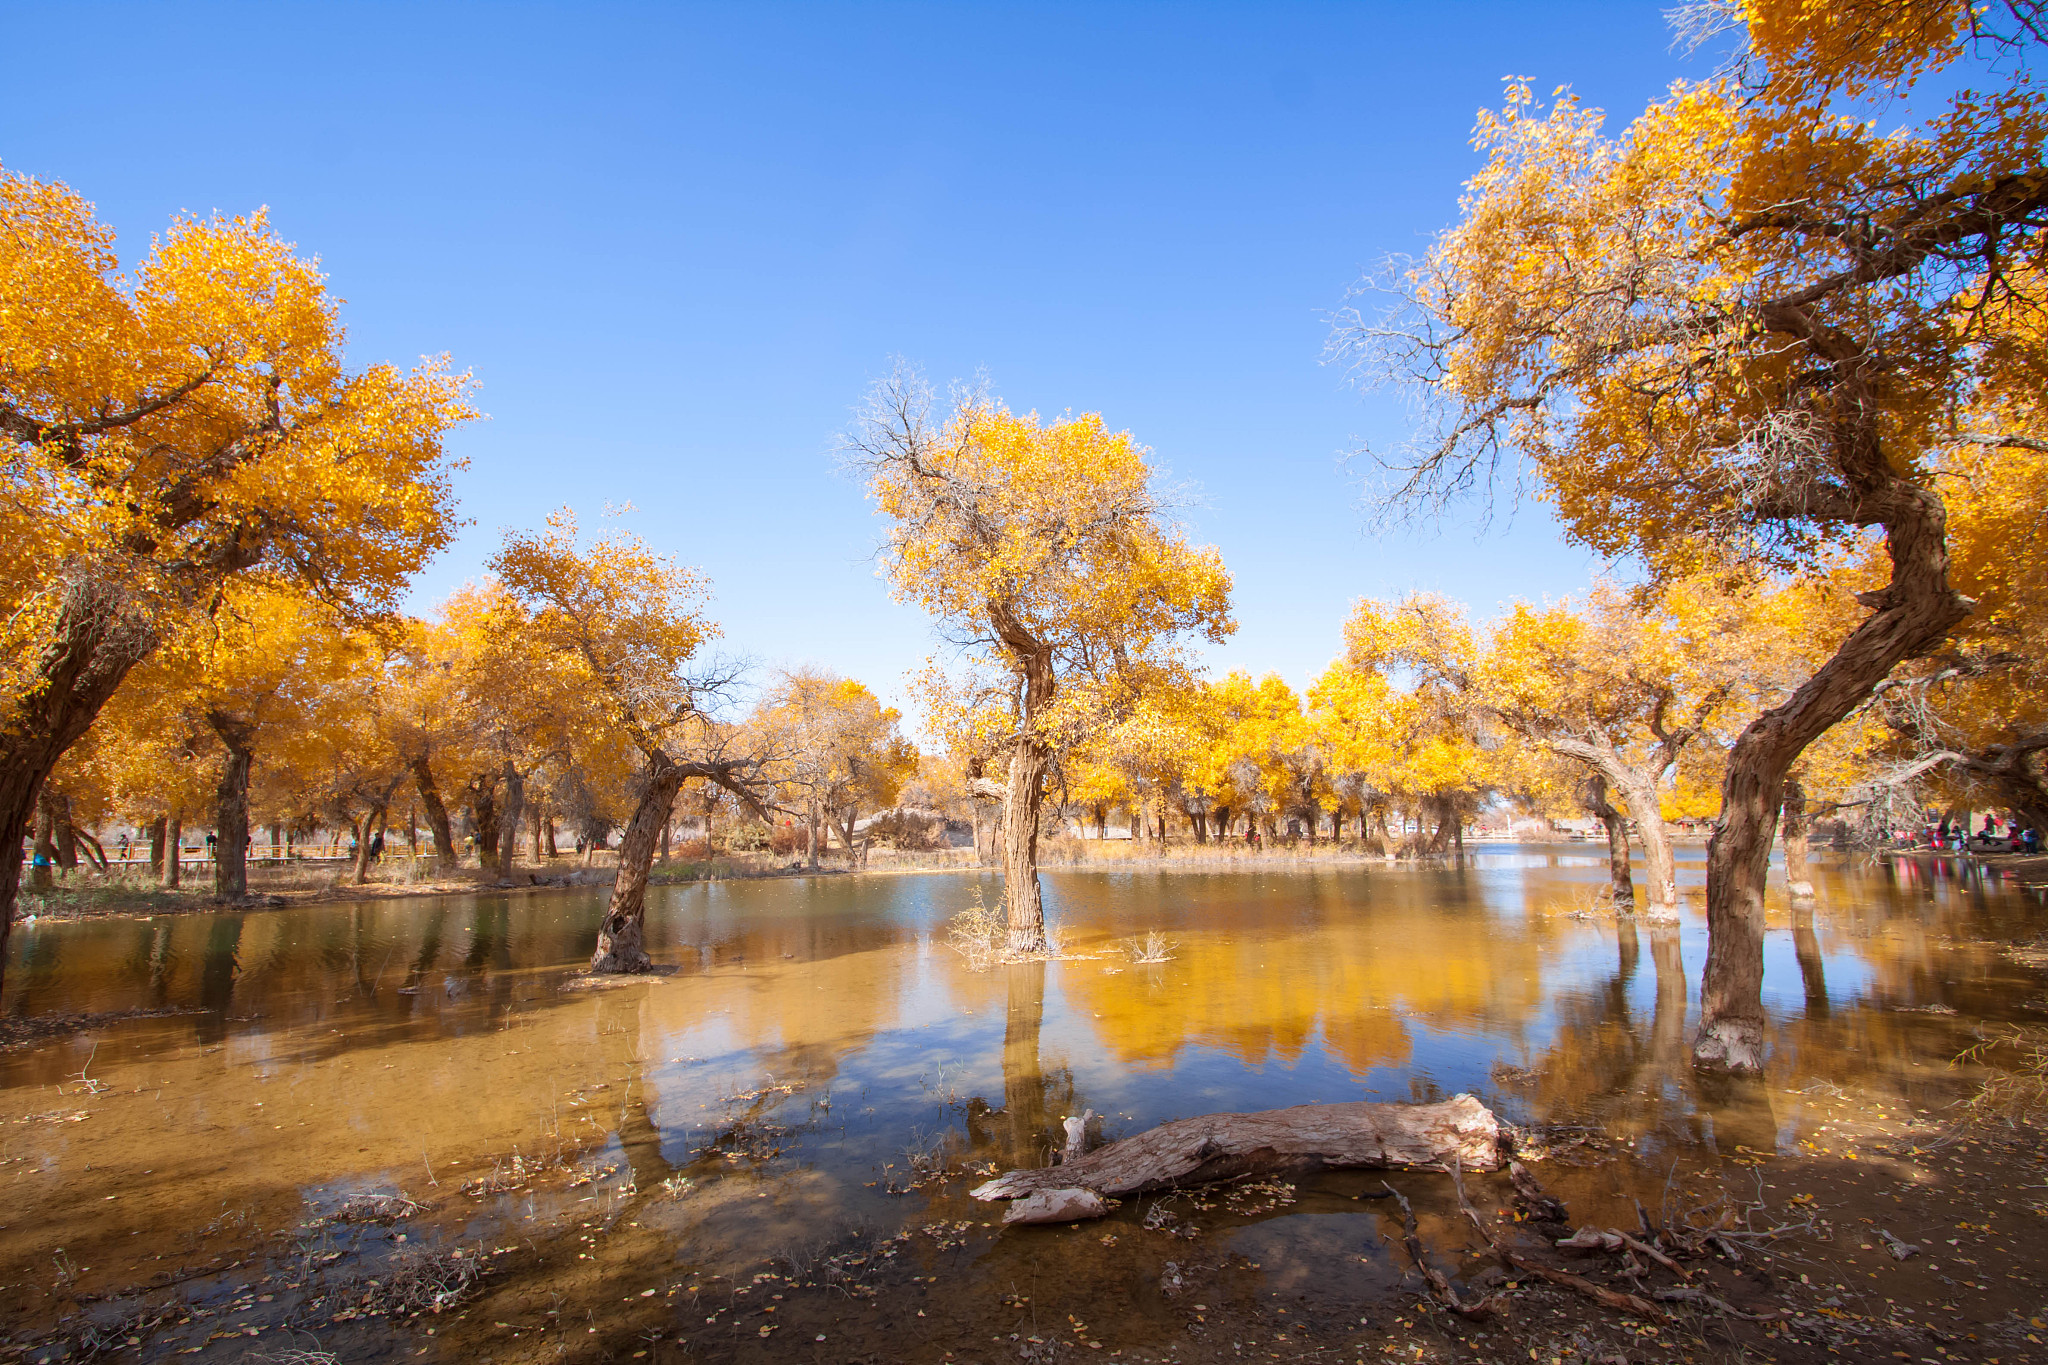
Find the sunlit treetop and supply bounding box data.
[488,509,720,759]
[0,166,474,726]
[854,374,1233,715]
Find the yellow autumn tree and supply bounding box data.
[0,167,471,971]
[753,669,916,869]
[1337,0,2048,1069]
[851,371,1233,950]
[490,510,769,972]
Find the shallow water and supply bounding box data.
[3,845,2042,1359]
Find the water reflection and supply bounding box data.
[2,846,2042,1329]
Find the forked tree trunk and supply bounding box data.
[1585,775,1636,912]
[208,712,256,902]
[1781,774,1814,900]
[1696,487,1970,1072]
[412,757,457,864]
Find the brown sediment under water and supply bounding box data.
[2,847,2044,1363]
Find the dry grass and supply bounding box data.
[1951,1024,2048,1133]
[1119,930,1177,963]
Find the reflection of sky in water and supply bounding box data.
[6,845,2044,1172]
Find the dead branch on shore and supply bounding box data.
[1382,1180,1498,1319]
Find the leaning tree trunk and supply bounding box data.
[412,757,458,865]
[208,712,256,901]
[1696,486,1970,1073]
[0,580,160,993]
[1586,775,1636,912]
[1781,773,1815,900]
[591,755,689,973]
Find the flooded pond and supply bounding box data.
[3,846,2043,1363]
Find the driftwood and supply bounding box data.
[971,1095,1503,1204]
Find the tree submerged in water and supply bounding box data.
[1338,0,2048,1071]
[850,368,1234,954]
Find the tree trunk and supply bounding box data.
[546,815,559,857]
[208,712,256,901]
[0,578,161,993]
[1585,775,1636,912]
[31,788,58,888]
[412,757,457,865]
[1781,773,1814,900]
[53,793,79,869]
[148,815,167,878]
[495,762,524,881]
[470,781,499,864]
[806,800,823,871]
[588,752,758,973]
[971,1095,1505,1207]
[164,813,183,889]
[1003,731,1052,952]
[353,808,379,884]
[1610,772,1678,920]
[1695,487,1971,1072]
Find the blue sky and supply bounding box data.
[3,2,1711,723]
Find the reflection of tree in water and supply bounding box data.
[953,961,1079,1169]
[1517,922,1691,1133]
[194,914,244,1044]
[591,992,678,1192]
[1792,904,1828,1019]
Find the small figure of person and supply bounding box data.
[368,831,385,862]
[205,831,218,860]
[117,832,132,862]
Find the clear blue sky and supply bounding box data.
[3,2,1709,722]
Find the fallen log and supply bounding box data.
[971,1094,1504,1204]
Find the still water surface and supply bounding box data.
[1,846,2041,1354]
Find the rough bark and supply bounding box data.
[148,815,167,878]
[208,711,256,901]
[590,751,768,973]
[412,757,457,865]
[1585,775,1636,912]
[971,1095,1503,1206]
[1696,486,1970,1073]
[1781,773,1814,900]
[0,577,160,992]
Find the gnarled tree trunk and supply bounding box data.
[591,752,766,973]
[1696,487,1970,1072]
